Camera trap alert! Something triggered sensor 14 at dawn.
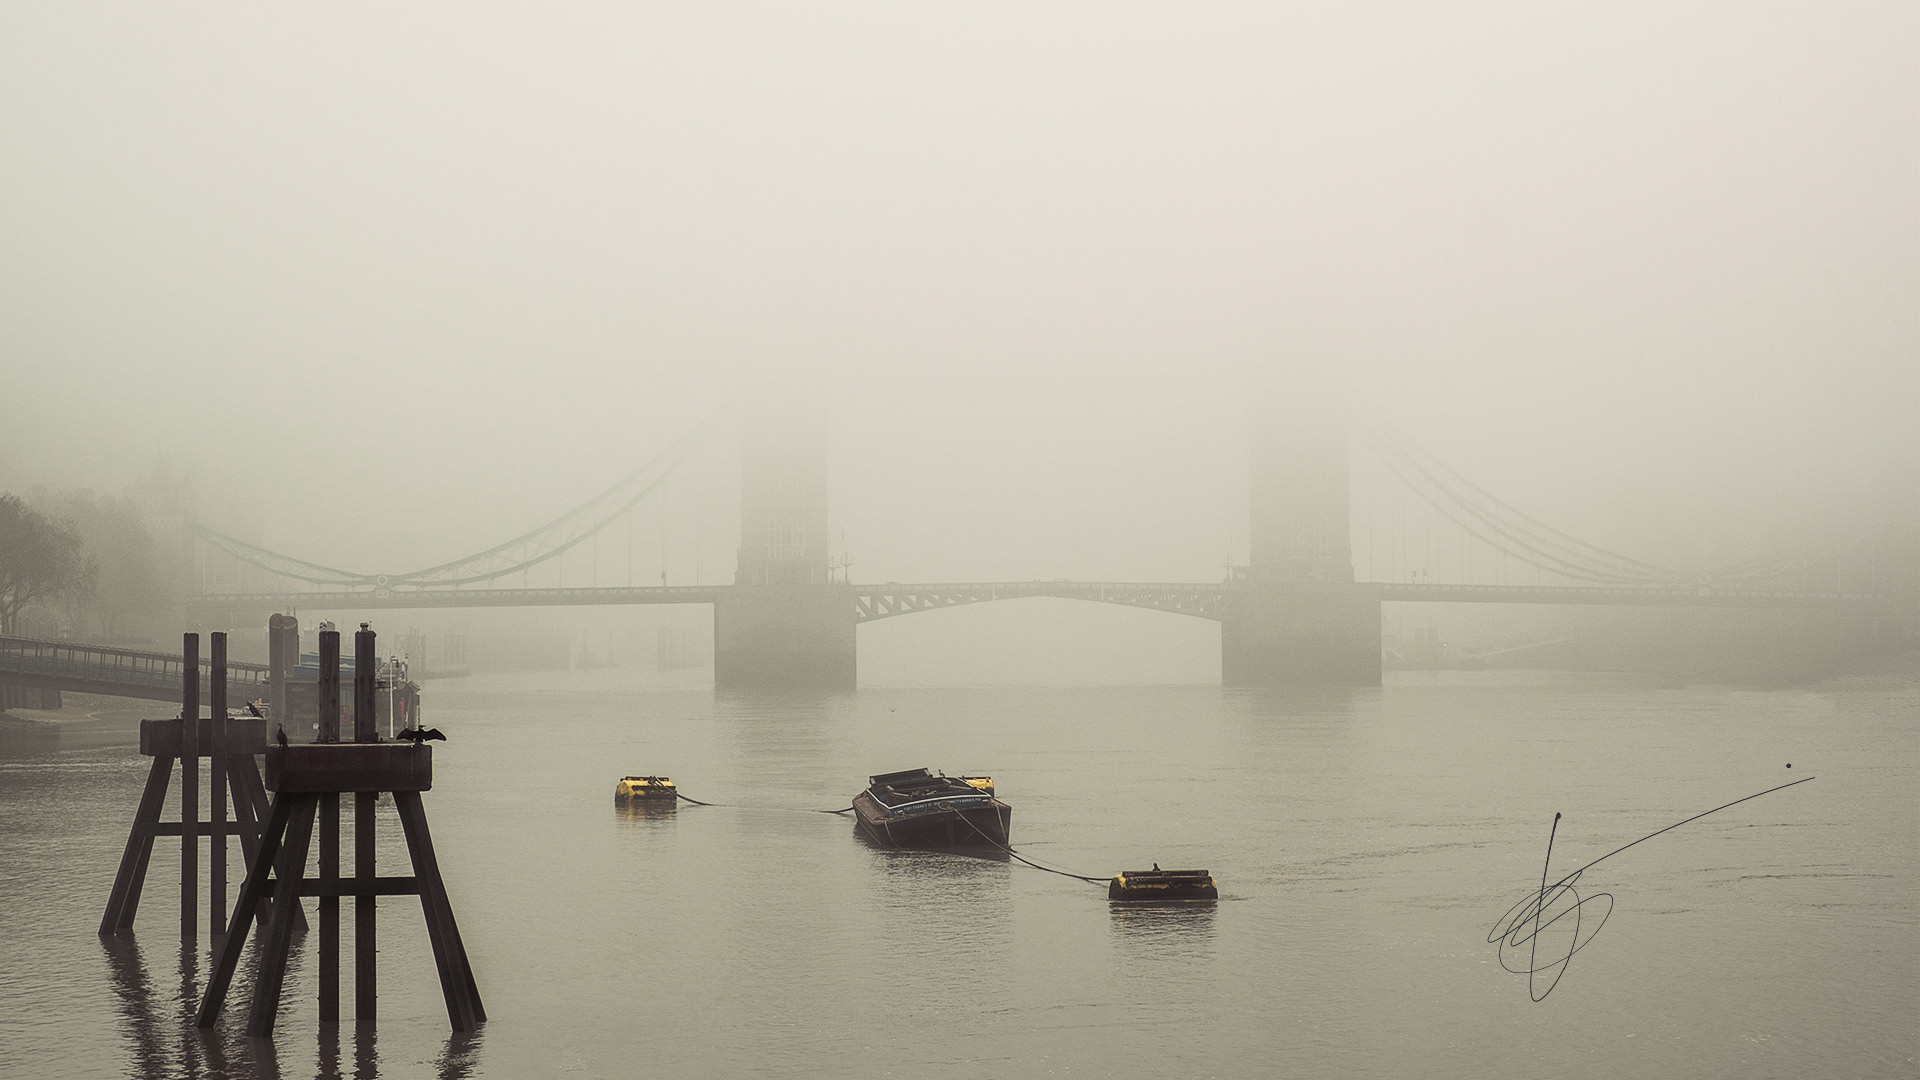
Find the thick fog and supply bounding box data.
[3,4,1914,620]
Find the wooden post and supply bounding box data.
[356,790,376,1021]
[318,629,340,744]
[247,794,318,1037]
[197,790,294,1028]
[210,632,228,940]
[320,791,339,1023]
[236,757,307,933]
[395,792,485,1030]
[267,615,288,738]
[315,627,341,1021]
[180,633,198,939]
[354,624,378,1021]
[228,755,307,933]
[354,626,377,742]
[99,757,173,934]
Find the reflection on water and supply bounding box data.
[97,932,482,1080]
[101,934,278,1080]
[1107,901,1219,952]
[715,690,844,773]
[853,826,1012,863]
[612,800,679,825]
[1222,684,1367,722]
[100,935,168,1077]
[433,1030,484,1080]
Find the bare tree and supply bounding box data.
[0,494,94,636]
[30,488,164,639]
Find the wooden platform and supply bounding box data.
[265,743,433,793]
[139,717,269,757]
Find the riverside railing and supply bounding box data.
[0,635,270,699]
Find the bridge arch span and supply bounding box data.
[854,591,1224,686]
[852,582,1230,624]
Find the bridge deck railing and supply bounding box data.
[0,635,270,695]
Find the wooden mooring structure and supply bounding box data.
[197,623,483,1034]
[99,622,482,1035]
[99,631,299,938]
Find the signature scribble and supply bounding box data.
[1488,775,1814,1001]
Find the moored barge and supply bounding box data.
[852,768,1011,848]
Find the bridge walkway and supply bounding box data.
[0,636,270,704]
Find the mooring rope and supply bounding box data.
[942,806,1108,886]
[659,788,852,814]
[653,790,1110,886]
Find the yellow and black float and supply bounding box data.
[1108,867,1218,902]
[614,775,677,802]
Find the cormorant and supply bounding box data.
[275,724,289,748]
[395,727,446,745]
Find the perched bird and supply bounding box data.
[394,726,446,745]
[246,700,265,719]
[275,724,289,748]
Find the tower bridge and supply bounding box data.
[175,405,1908,691]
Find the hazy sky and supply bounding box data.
[4,3,1914,586]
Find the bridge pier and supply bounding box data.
[717,406,856,689]
[713,586,856,690]
[1221,584,1382,686]
[1226,390,1379,686]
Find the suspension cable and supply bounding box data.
[193,417,718,588]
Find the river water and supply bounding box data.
[2,667,1915,1079]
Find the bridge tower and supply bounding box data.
[1222,396,1381,685]
[713,411,856,689]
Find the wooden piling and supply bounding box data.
[318,627,342,1022]
[318,630,340,744]
[100,757,173,935]
[267,613,296,738]
[196,791,293,1028]
[395,791,485,1029]
[210,632,228,940]
[320,792,340,1023]
[247,794,318,1037]
[199,622,479,1035]
[353,625,379,1020]
[224,751,303,930]
[180,633,198,940]
[354,627,376,743]
[356,790,377,1021]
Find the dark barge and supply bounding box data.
[852,768,1011,849]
